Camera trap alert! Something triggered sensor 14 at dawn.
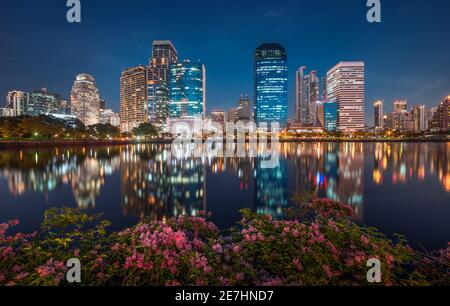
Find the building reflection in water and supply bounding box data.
[0,142,448,224]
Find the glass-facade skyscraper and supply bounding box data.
[254,43,288,128]
[169,60,206,119]
[148,40,178,124]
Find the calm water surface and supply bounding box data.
[0,142,449,250]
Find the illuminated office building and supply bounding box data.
[70,74,101,126]
[326,62,365,132]
[169,60,206,119]
[148,40,178,123]
[254,43,288,128]
[374,100,384,128]
[296,67,319,125]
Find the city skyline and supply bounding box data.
[2,0,449,124]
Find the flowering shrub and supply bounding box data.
[0,200,448,286]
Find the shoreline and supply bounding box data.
[0,137,448,149]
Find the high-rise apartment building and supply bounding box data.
[374,100,384,128]
[238,94,251,121]
[394,100,407,112]
[70,74,101,126]
[431,95,450,131]
[326,62,365,132]
[254,43,288,128]
[120,66,148,133]
[295,67,319,126]
[148,40,178,124]
[169,60,206,119]
[6,91,29,116]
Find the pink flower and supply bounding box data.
[361,236,370,246]
[212,243,223,254]
[323,265,334,279]
[232,245,241,253]
[15,272,29,280]
[293,258,304,272]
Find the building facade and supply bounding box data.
[326,62,365,132]
[100,109,120,127]
[6,91,29,116]
[296,67,319,126]
[70,74,101,126]
[254,43,288,128]
[323,101,338,132]
[412,105,426,132]
[374,100,384,128]
[169,60,206,119]
[120,66,148,133]
[148,40,178,124]
[29,88,66,116]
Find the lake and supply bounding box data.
[0,142,448,250]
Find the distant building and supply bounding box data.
[120,66,148,133]
[374,100,384,128]
[323,101,338,132]
[29,88,66,116]
[6,91,29,116]
[254,43,288,128]
[0,108,15,117]
[326,62,365,132]
[314,101,325,127]
[169,60,206,119]
[100,109,120,127]
[238,95,251,121]
[148,40,178,124]
[227,107,240,123]
[412,105,426,132]
[71,74,101,126]
[431,95,450,131]
[295,67,319,125]
[211,110,226,130]
[393,100,407,112]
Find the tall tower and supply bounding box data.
[254,43,288,128]
[374,100,384,128]
[6,91,29,116]
[120,66,148,133]
[295,67,319,125]
[70,74,101,126]
[148,40,178,124]
[169,60,206,119]
[326,62,365,132]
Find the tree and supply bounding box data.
[87,124,120,139]
[132,123,159,140]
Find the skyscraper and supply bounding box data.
[169,60,206,119]
[295,67,319,126]
[120,66,148,133]
[29,88,66,116]
[431,95,450,130]
[374,100,384,128]
[326,62,365,132]
[148,40,178,124]
[70,74,101,126]
[412,105,426,132]
[6,91,29,116]
[238,94,251,121]
[254,43,288,128]
[394,100,407,112]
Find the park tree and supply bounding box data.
[132,123,159,140]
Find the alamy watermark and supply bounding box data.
[367,0,382,23]
[171,117,280,169]
[66,0,81,23]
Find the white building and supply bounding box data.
[71,74,101,126]
[326,62,365,132]
[100,109,120,127]
[6,91,29,116]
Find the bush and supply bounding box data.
[0,200,448,286]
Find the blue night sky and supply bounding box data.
[1,0,449,123]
